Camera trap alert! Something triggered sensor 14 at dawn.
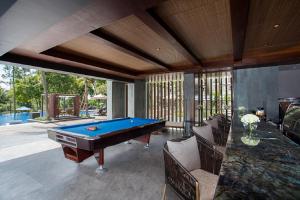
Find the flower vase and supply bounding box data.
[241,122,260,146]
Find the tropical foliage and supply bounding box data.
[0,87,9,112]
[0,65,106,113]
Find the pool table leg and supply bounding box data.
[134,133,151,148]
[94,148,107,173]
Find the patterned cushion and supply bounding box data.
[193,125,214,144]
[167,136,200,171]
[190,169,219,200]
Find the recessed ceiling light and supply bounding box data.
[156,48,160,51]
[273,24,280,29]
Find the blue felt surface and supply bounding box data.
[58,118,159,137]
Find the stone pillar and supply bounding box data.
[183,73,195,136]
[107,81,126,120]
[127,83,135,118]
[134,79,146,118]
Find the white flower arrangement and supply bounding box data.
[238,106,246,111]
[240,114,261,146]
[241,114,260,125]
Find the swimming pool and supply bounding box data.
[0,110,98,126]
[0,112,32,126]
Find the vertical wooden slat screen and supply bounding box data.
[225,73,230,119]
[230,77,233,117]
[171,74,173,121]
[197,73,200,123]
[167,75,170,121]
[210,75,213,116]
[175,74,177,122]
[205,73,208,120]
[200,77,203,123]
[179,74,183,122]
[194,71,232,125]
[146,72,184,122]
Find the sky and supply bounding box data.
[0,64,38,90]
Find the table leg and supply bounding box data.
[134,133,151,148]
[162,184,167,200]
[94,148,107,173]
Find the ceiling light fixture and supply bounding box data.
[273,24,280,29]
[156,48,160,51]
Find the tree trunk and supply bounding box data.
[41,71,49,120]
[85,78,89,117]
[12,66,16,120]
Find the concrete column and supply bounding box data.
[183,73,195,136]
[107,81,126,120]
[134,79,146,118]
[127,83,135,118]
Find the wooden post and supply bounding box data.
[48,94,57,119]
[74,95,80,117]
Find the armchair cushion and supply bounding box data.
[190,169,219,200]
[167,136,200,171]
[204,118,218,129]
[193,125,214,144]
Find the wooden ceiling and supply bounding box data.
[245,0,300,53]
[155,0,233,61]
[1,0,300,82]
[102,15,194,69]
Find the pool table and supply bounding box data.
[48,118,165,172]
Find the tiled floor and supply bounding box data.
[0,121,182,200]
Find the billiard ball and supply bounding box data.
[87,126,97,131]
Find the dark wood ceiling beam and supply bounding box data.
[135,9,202,67]
[3,0,163,55]
[201,47,300,70]
[0,0,91,56]
[235,51,300,69]
[42,49,139,76]
[91,29,171,72]
[0,53,134,82]
[230,0,250,61]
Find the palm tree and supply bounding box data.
[84,78,89,117]
[12,66,16,119]
[78,77,92,117]
[41,71,49,120]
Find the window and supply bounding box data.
[194,71,232,125]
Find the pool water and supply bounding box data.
[0,112,31,126]
[0,110,99,126]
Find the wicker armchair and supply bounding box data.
[163,137,223,200]
[204,115,231,146]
